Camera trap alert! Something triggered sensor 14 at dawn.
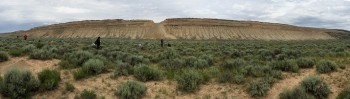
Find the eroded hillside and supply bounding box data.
[6,18,350,40]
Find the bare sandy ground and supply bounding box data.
[0,57,348,99]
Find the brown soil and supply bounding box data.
[0,57,349,99]
[0,57,60,76]
[265,68,316,99]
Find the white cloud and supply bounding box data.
[0,0,349,32]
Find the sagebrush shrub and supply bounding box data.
[176,70,204,92]
[258,49,274,61]
[82,59,106,75]
[233,74,245,84]
[134,64,162,82]
[194,59,209,69]
[158,48,179,60]
[185,56,197,67]
[0,51,9,62]
[271,60,299,72]
[114,61,132,78]
[29,49,54,60]
[61,51,94,68]
[316,60,337,73]
[245,65,279,78]
[217,72,234,83]
[199,55,214,65]
[160,58,184,69]
[80,89,97,99]
[337,86,350,99]
[65,82,75,92]
[301,76,330,99]
[0,69,39,98]
[279,87,315,99]
[22,44,36,53]
[74,59,106,80]
[247,80,270,97]
[38,69,61,90]
[222,59,245,69]
[9,48,24,57]
[115,80,147,99]
[125,55,147,66]
[297,58,315,68]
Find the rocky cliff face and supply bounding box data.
[7,18,349,40]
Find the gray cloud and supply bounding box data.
[0,0,349,33]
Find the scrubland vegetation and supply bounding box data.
[0,37,350,98]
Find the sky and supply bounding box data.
[0,0,350,33]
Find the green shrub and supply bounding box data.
[9,48,24,57]
[233,74,245,84]
[279,87,315,99]
[176,70,204,92]
[60,51,94,68]
[297,58,315,68]
[185,56,197,67]
[158,48,179,60]
[160,58,184,69]
[0,69,39,98]
[74,59,106,80]
[82,59,106,75]
[259,49,274,61]
[125,55,148,66]
[222,59,245,69]
[80,89,97,99]
[217,72,234,83]
[0,51,9,62]
[22,44,36,53]
[301,76,330,99]
[73,70,85,80]
[193,59,209,69]
[247,80,270,97]
[114,61,132,78]
[316,60,337,73]
[115,80,147,99]
[134,64,162,82]
[337,86,350,99]
[245,65,280,78]
[199,55,214,65]
[38,69,61,90]
[271,60,299,72]
[29,49,54,60]
[65,82,75,92]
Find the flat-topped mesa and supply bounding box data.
[7,18,349,40]
[26,19,159,39]
[161,18,333,40]
[31,19,155,30]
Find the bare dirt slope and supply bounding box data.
[6,18,348,40]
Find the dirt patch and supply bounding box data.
[0,57,60,75]
[320,67,350,99]
[265,68,316,99]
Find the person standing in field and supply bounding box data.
[23,33,28,40]
[94,37,101,49]
[160,39,164,47]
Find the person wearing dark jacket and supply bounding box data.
[94,37,101,49]
[160,39,164,47]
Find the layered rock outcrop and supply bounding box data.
[7,18,349,40]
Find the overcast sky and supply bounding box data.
[1,0,350,33]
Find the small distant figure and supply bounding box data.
[167,43,171,47]
[94,37,101,49]
[23,34,28,40]
[16,36,19,38]
[160,39,164,47]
